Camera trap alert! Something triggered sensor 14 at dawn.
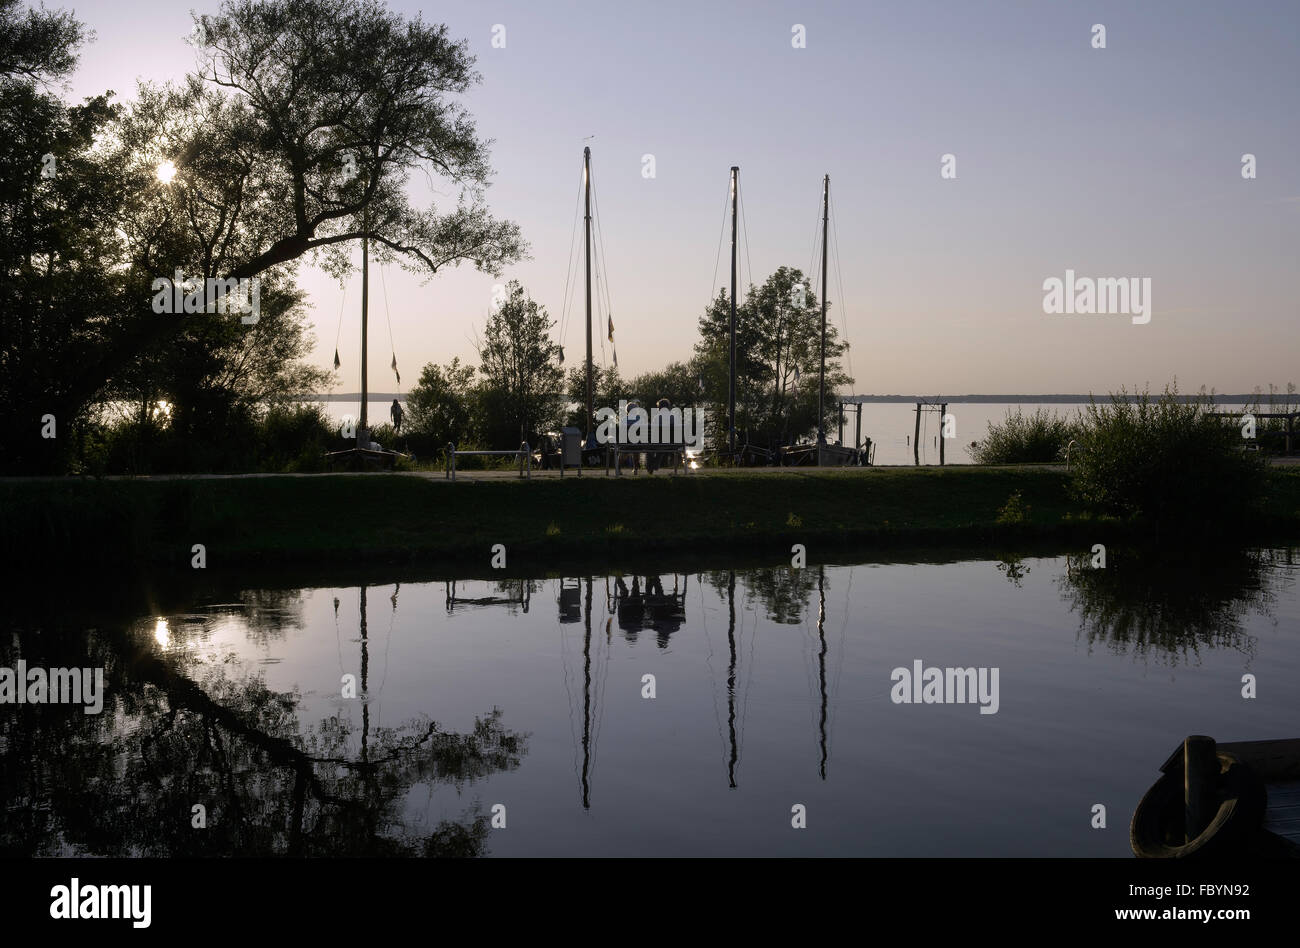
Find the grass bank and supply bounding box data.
[4,466,1299,571]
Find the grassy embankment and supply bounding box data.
[4,466,1299,571]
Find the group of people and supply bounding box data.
[613,574,686,645]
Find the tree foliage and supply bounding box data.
[406,356,477,450]
[475,280,563,445]
[0,0,526,473]
[695,266,851,450]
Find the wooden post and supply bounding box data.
[838,401,844,445]
[1184,735,1219,842]
[913,403,921,466]
[855,403,862,453]
[940,402,947,466]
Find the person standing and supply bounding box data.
[390,398,404,434]
[648,397,673,473]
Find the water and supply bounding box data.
[3,547,1296,857]
[314,400,1096,465]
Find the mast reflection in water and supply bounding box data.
[1,547,1295,856]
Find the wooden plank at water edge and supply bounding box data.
[1263,780,1300,844]
[1218,739,1300,780]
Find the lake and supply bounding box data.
[2,546,1296,856]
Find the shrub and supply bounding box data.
[91,402,335,474]
[995,491,1030,524]
[258,404,334,472]
[1069,386,1267,527]
[971,407,1079,464]
[406,358,479,449]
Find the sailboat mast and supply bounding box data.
[584,147,594,442]
[728,166,738,457]
[359,207,369,444]
[818,175,828,449]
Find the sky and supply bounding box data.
[65,0,1300,396]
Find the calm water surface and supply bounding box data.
[3,547,1297,856]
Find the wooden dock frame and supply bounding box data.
[1208,410,1299,454]
[912,400,949,466]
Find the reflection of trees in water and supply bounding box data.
[1057,547,1294,664]
[0,623,525,857]
[230,587,310,648]
[703,567,818,624]
[995,553,1031,587]
[492,579,543,597]
[137,588,309,655]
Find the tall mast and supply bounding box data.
[728,166,738,457]
[584,147,594,443]
[818,174,828,450]
[359,206,369,444]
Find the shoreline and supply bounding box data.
[5,466,1298,572]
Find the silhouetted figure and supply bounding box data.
[390,398,403,433]
[644,574,686,646]
[615,575,645,639]
[648,397,674,473]
[623,400,643,472]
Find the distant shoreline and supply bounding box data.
[297,393,1287,405]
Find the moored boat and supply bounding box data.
[1131,735,1300,858]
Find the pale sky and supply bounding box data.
[68,0,1299,395]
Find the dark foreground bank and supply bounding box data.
[4,466,1299,570]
